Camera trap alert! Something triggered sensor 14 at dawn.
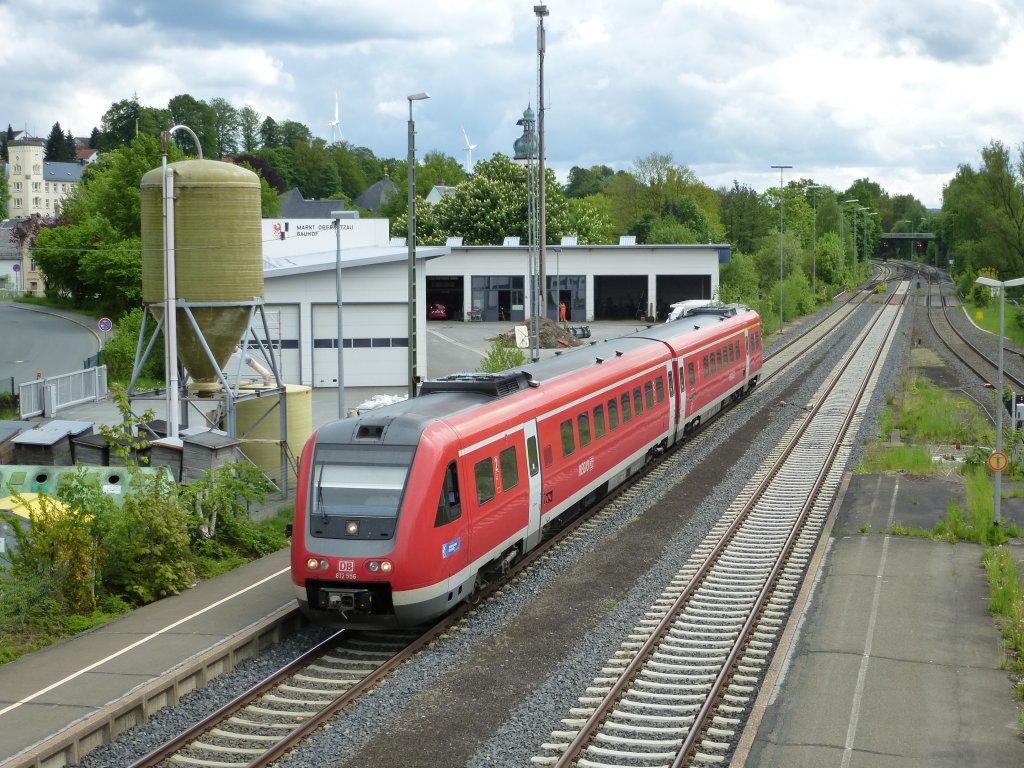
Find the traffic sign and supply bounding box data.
[98,317,112,333]
[12,263,20,272]
[988,451,1009,472]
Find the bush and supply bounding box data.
[100,471,196,604]
[477,336,527,373]
[100,307,164,383]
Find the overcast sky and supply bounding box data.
[4,0,1022,210]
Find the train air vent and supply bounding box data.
[355,424,386,440]
[419,371,536,398]
[690,305,739,318]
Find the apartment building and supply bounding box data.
[5,136,84,219]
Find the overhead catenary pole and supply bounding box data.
[407,92,430,398]
[807,185,823,302]
[535,4,548,322]
[840,198,857,282]
[771,164,791,333]
[332,210,345,418]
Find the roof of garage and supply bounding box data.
[263,245,450,278]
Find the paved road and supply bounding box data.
[0,303,101,390]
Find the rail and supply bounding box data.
[18,365,108,419]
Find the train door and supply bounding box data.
[668,360,680,445]
[523,420,543,550]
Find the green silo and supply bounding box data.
[140,160,264,392]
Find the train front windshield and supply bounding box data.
[309,444,414,538]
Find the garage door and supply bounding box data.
[312,303,407,387]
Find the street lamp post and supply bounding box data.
[771,164,792,332]
[407,91,430,399]
[855,207,870,281]
[331,210,345,418]
[807,185,823,302]
[975,275,1024,527]
[840,198,858,283]
[865,211,877,269]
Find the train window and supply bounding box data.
[594,404,606,438]
[727,344,735,364]
[578,413,592,447]
[716,350,723,371]
[645,381,655,408]
[608,398,620,430]
[688,362,695,388]
[734,341,741,361]
[527,435,540,476]
[499,446,519,491]
[621,392,632,423]
[633,387,643,415]
[434,462,462,527]
[560,419,575,457]
[703,356,709,378]
[474,458,495,505]
[710,353,716,374]
[656,376,666,402]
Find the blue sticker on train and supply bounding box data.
[442,537,461,558]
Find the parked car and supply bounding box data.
[428,302,448,320]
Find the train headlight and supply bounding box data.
[306,557,329,570]
[345,520,359,536]
[367,560,393,574]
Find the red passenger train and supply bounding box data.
[290,305,763,628]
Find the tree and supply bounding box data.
[0,168,8,218]
[45,122,70,161]
[942,140,1024,279]
[238,105,261,152]
[260,116,281,149]
[565,165,614,198]
[61,133,180,238]
[720,181,774,254]
[97,97,141,151]
[406,153,612,246]
[279,120,313,148]
[167,94,218,157]
[208,97,240,158]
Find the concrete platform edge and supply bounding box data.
[0,602,302,768]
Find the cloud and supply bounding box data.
[5,0,1024,209]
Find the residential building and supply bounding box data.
[4,137,84,219]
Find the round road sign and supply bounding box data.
[98,317,112,333]
[988,451,1009,472]
[12,263,20,272]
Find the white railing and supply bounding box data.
[19,365,108,418]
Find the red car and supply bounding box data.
[428,303,448,320]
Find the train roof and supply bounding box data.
[314,304,759,449]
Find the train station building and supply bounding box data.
[260,213,726,388]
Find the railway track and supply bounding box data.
[531,285,907,767]
[926,280,1024,394]
[91,280,893,768]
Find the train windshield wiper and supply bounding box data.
[316,465,328,524]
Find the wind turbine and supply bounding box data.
[327,92,341,144]
[461,125,477,173]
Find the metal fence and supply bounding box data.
[19,365,108,419]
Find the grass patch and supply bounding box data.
[897,375,992,444]
[981,547,1024,689]
[856,443,934,474]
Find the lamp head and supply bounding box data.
[407,92,430,102]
